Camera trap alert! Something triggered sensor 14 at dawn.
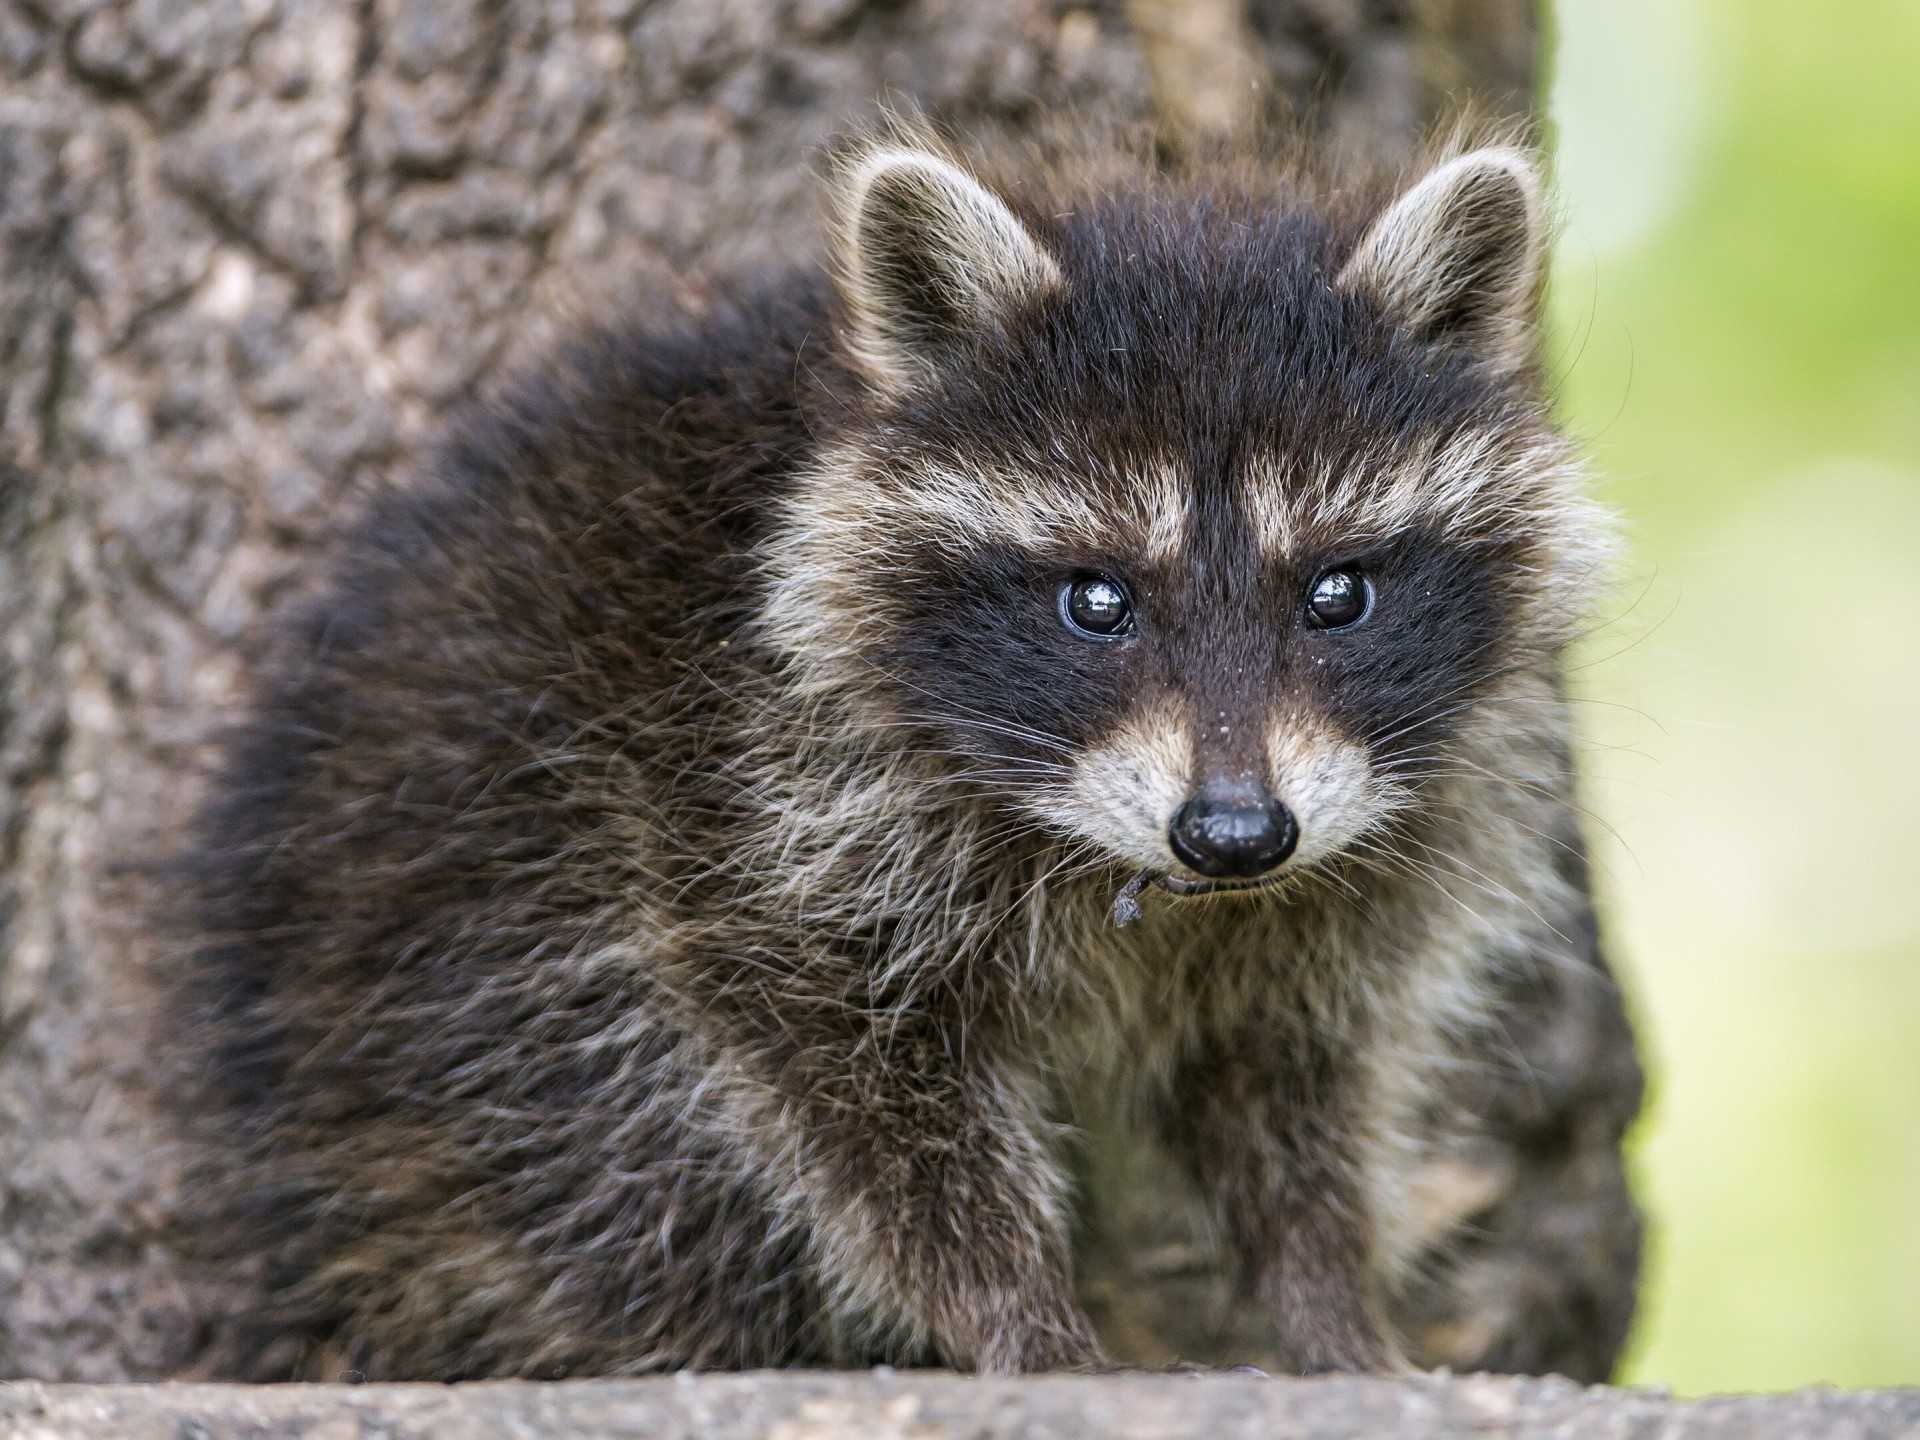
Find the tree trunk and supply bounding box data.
[0,0,1641,1381]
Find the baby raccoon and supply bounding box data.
[182,128,1619,1380]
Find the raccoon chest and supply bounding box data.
[1043,905,1323,1113]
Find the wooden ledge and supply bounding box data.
[2,1371,1916,1439]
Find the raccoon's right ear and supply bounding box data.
[834,147,1062,393]
[1338,146,1546,373]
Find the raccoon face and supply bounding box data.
[769,143,1609,894]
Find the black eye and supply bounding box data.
[1305,569,1370,630]
[1061,574,1134,638]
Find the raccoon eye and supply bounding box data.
[1305,569,1370,630]
[1061,574,1134,639]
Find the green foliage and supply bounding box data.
[1548,0,1920,1393]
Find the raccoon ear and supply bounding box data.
[835,147,1062,392]
[1338,146,1546,371]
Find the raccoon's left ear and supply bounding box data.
[834,147,1062,393]
[1338,146,1546,372]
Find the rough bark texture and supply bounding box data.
[5,1374,1920,1440]
[0,0,1642,1383]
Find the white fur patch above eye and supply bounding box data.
[796,445,1189,562]
[1241,423,1595,565]
[1136,458,1189,566]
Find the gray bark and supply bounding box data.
[0,0,1640,1382]
[6,1373,1920,1440]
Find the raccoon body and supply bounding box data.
[183,131,1621,1379]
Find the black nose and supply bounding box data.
[1168,787,1299,879]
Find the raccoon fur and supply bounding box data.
[180,126,1624,1380]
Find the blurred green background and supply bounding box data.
[1546,0,1920,1395]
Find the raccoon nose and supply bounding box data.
[1168,786,1299,879]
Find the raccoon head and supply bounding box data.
[767,140,1611,897]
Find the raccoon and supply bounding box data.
[180,127,1624,1380]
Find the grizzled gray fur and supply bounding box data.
[177,127,1640,1380]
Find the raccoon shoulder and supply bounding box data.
[360,280,834,671]
[183,278,837,1097]
[257,279,837,752]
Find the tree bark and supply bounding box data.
[8,1373,1920,1440]
[0,0,1640,1382]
